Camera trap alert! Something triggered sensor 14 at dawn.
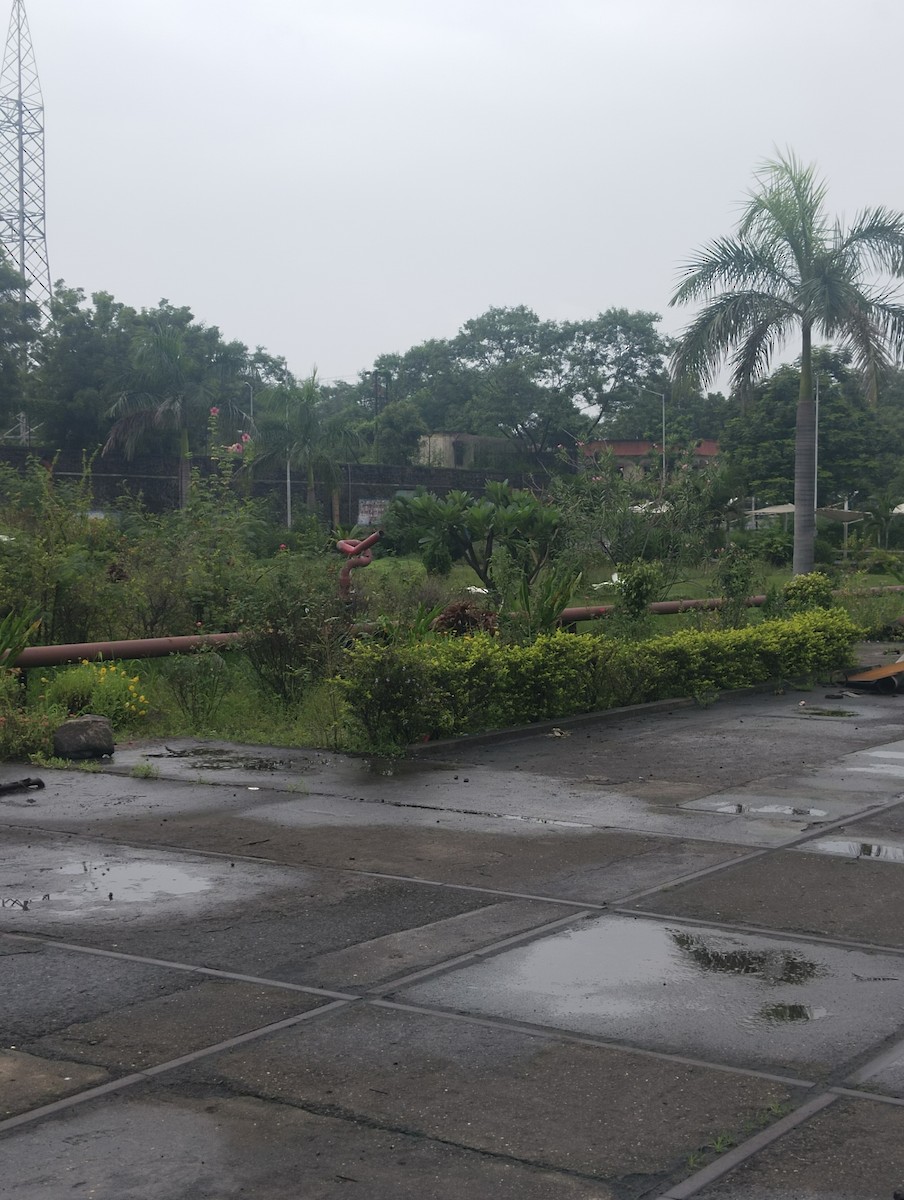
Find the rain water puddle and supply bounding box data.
[797,708,857,718]
[50,858,213,905]
[398,915,904,1071]
[688,801,827,818]
[802,839,904,864]
[154,748,297,772]
[756,1003,829,1023]
[670,931,824,984]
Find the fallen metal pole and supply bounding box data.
[558,594,768,623]
[14,633,242,669]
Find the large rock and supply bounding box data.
[53,714,114,760]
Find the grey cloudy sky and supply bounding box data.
[27,0,904,383]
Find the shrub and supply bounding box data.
[161,649,231,727]
[339,609,860,750]
[713,545,758,629]
[782,571,834,613]
[229,555,350,707]
[41,660,149,728]
[0,671,62,759]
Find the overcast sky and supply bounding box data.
[23,0,904,384]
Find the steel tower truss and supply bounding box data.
[0,0,51,314]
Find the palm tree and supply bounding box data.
[670,152,904,574]
[252,372,360,528]
[104,323,215,508]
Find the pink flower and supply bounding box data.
[209,407,220,416]
[241,432,251,443]
[278,543,288,551]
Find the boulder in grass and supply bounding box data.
[53,714,114,760]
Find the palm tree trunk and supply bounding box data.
[178,426,191,510]
[792,323,816,575]
[306,463,316,511]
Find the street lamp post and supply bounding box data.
[243,380,254,422]
[638,387,667,489]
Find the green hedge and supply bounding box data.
[338,608,860,750]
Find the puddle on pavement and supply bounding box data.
[803,839,904,863]
[670,931,824,983]
[797,708,857,718]
[49,858,213,905]
[756,1002,828,1023]
[364,757,453,778]
[153,747,298,772]
[687,801,827,818]
[398,914,904,1070]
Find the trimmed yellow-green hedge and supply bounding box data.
[339,608,859,750]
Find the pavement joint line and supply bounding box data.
[610,906,904,958]
[368,998,818,1090]
[829,1086,904,1106]
[364,908,600,995]
[610,792,904,907]
[843,1031,904,1084]
[0,933,357,1000]
[0,998,355,1137]
[653,1092,839,1199]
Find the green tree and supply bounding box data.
[252,372,360,528]
[104,309,248,507]
[671,152,904,574]
[0,253,41,436]
[723,350,883,506]
[30,285,138,450]
[387,480,561,594]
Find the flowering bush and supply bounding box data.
[41,660,149,728]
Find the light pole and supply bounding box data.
[638,387,667,489]
[243,380,254,422]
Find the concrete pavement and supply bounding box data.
[1,688,904,1197]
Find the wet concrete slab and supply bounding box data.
[627,848,904,948]
[0,831,574,988]
[0,1089,618,1199]
[690,1096,904,1199]
[26,979,327,1073]
[451,693,904,785]
[5,689,904,1196]
[0,936,199,1041]
[0,1048,109,1118]
[188,1003,796,1189]
[47,801,751,903]
[853,1036,904,1099]
[395,913,904,1078]
[0,758,812,849]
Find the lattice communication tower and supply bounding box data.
[0,0,51,315]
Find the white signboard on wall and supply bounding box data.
[357,498,390,526]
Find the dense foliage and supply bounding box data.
[339,609,860,751]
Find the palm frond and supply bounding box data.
[670,291,796,387]
[102,408,161,458]
[741,152,830,273]
[671,236,794,306]
[833,207,904,276]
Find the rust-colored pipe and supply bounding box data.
[558,595,769,623]
[338,529,383,601]
[14,633,242,669]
